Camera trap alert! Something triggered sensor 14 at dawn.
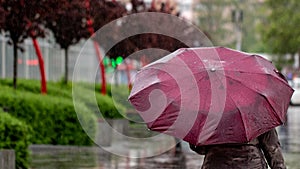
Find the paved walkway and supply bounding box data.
[30,139,204,169]
[96,130,204,169]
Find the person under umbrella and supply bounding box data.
[128,47,293,169]
[189,70,288,169]
[187,48,289,169]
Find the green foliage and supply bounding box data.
[73,83,126,119]
[0,79,72,98]
[0,80,105,168]
[0,109,32,169]
[95,94,125,119]
[195,0,270,53]
[0,85,96,146]
[95,83,112,96]
[196,0,233,46]
[261,0,300,55]
[110,85,134,114]
[0,78,127,119]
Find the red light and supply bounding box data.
[26,59,38,66]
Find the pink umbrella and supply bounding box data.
[128,47,293,146]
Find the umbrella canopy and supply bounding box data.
[128,47,293,146]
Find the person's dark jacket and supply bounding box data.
[190,128,286,169]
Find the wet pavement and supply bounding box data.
[30,106,300,169]
[29,143,203,169]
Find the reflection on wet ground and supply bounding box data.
[30,144,203,169]
[30,106,300,169]
[278,106,300,153]
[278,106,300,169]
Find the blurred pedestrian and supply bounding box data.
[287,72,293,81]
[190,128,286,169]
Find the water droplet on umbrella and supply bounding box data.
[210,68,216,72]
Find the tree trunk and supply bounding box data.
[93,41,106,95]
[125,61,132,91]
[84,2,106,94]
[151,0,156,9]
[32,38,47,94]
[64,48,69,84]
[13,43,18,89]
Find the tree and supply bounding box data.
[195,0,268,52]
[89,0,129,90]
[101,0,191,89]
[1,0,46,90]
[196,0,235,47]
[261,0,300,67]
[24,0,50,94]
[0,2,4,28]
[85,0,127,94]
[105,0,189,60]
[90,0,127,31]
[45,0,89,84]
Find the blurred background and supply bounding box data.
[0,0,300,169]
[1,0,299,84]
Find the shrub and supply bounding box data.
[96,94,126,119]
[0,79,72,98]
[0,109,32,169]
[109,85,134,112]
[0,86,96,146]
[73,84,126,119]
[97,83,112,96]
[0,79,127,119]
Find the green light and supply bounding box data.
[111,59,116,68]
[116,56,123,65]
[103,57,110,66]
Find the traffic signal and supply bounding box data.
[103,57,110,67]
[111,56,123,68]
[111,58,116,68]
[116,56,123,65]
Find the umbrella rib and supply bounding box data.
[224,54,263,68]
[147,101,175,129]
[213,71,250,141]
[224,69,273,75]
[226,70,289,89]
[145,62,190,70]
[257,93,284,124]
[223,74,283,124]
[129,81,160,99]
[226,91,250,141]
[129,77,178,99]
[224,70,289,87]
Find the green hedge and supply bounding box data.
[0,79,127,119]
[73,84,126,119]
[0,109,32,169]
[0,79,72,98]
[0,85,96,146]
[96,94,125,119]
[80,82,131,118]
